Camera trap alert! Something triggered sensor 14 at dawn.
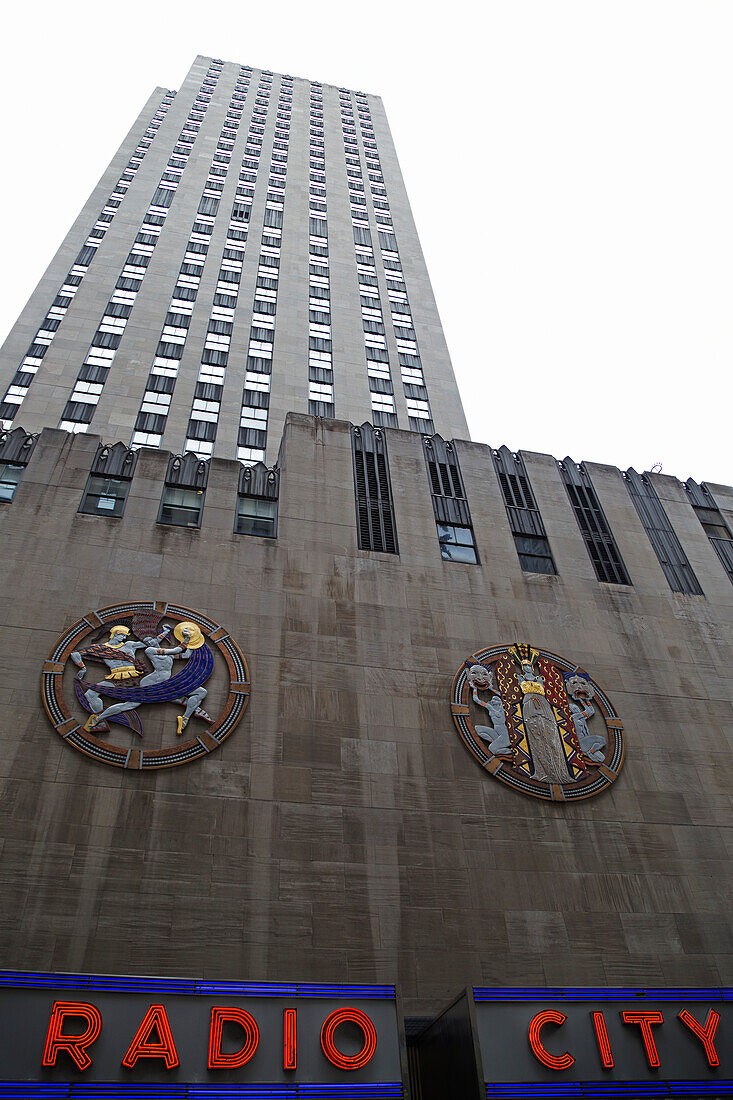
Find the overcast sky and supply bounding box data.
[1,1,731,483]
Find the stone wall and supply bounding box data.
[1,415,732,1014]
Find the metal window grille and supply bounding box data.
[625,469,703,595]
[492,445,557,575]
[685,478,733,584]
[351,423,398,554]
[559,459,631,585]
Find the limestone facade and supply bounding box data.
[1,414,732,1014]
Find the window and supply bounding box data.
[685,479,733,584]
[0,462,24,502]
[158,486,204,528]
[235,496,277,537]
[352,423,398,553]
[437,523,478,564]
[492,446,557,575]
[79,475,130,517]
[559,459,631,585]
[423,436,479,564]
[625,469,703,595]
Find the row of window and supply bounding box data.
[307,82,335,420]
[351,429,728,595]
[354,96,435,434]
[236,74,295,464]
[340,91,399,428]
[1,427,731,589]
[185,70,275,459]
[0,89,177,430]
[57,63,225,435]
[78,474,277,537]
[131,66,253,453]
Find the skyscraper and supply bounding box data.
[2,55,733,1099]
[0,56,467,465]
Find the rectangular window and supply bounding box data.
[352,423,398,554]
[78,475,130,517]
[158,486,204,528]
[437,523,478,564]
[492,446,557,575]
[0,462,25,502]
[235,496,277,537]
[625,469,703,594]
[559,459,631,584]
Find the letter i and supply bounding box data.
[284,1008,297,1070]
[592,1011,614,1068]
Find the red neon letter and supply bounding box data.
[621,1011,664,1069]
[208,1007,259,1069]
[121,1004,179,1069]
[527,1011,574,1070]
[321,1008,377,1070]
[679,1009,720,1067]
[284,1008,297,1070]
[592,1011,614,1068]
[42,1001,102,1071]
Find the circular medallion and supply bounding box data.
[451,643,625,801]
[41,601,249,770]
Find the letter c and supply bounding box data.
[528,1010,575,1070]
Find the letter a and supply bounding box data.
[122,1004,179,1069]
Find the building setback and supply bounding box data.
[1,54,733,1099]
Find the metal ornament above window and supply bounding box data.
[451,643,625,802]
[41,601,249,771]
[0,426,36,465]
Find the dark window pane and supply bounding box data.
[79,475,129,517]
[519,553,556,575]
[440,542,477,564]
[0,463,24,502]
[235,496,277,537]
[158,486,204,527]
[437,523,478,563]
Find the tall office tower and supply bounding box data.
[0,56,468,466]
[2,56,733,1100]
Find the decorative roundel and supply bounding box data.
[41,601,249,770]
[451,642,625,802]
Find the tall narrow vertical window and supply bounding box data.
[351,423,398,553]
[684,479,733,584]
[423,435,477,563]
[0,427,36,502]
[558,458,632,585]
[624,469,703,594]
[492,446,556,575]
[79,441,137,518]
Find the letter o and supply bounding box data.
[320,1008,377,1070]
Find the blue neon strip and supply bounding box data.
[485,1083,733,1098]
[194,983,298,998]
[0,1088,402,1099]
[474,987,729,1002]
[296,985,395,999]
[0,972,394,1000]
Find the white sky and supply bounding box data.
[1,1,731,484]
